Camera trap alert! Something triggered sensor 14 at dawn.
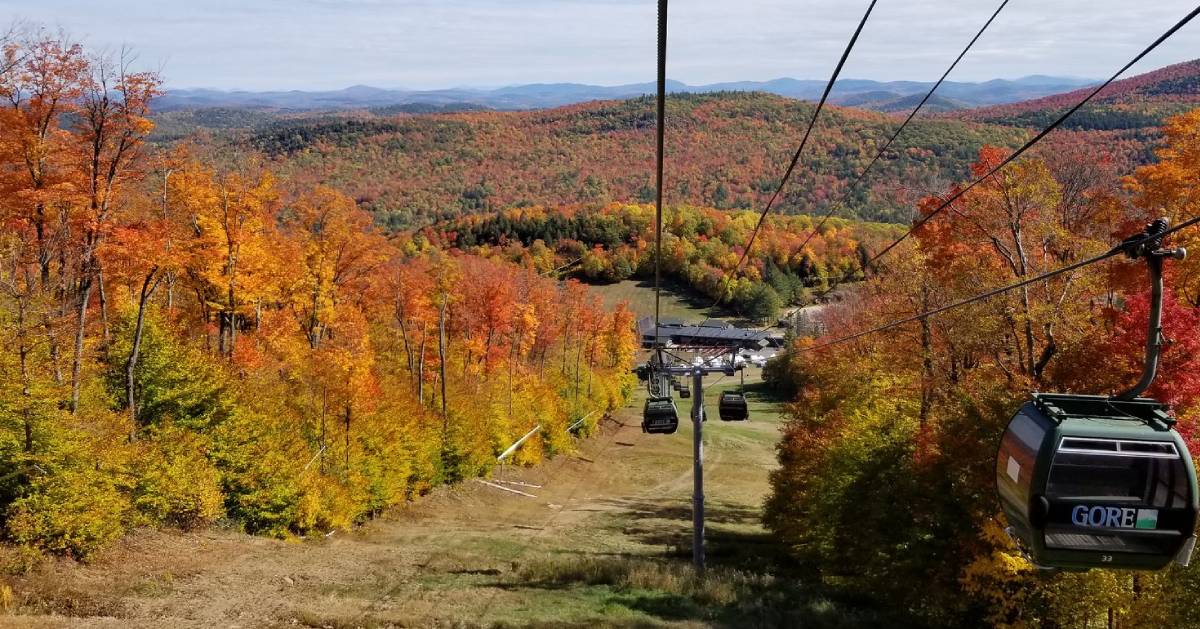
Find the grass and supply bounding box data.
[510,555,889,629]
[518,557,759,607]
[586,279,740,324]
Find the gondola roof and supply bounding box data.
[1027,393,1175,433]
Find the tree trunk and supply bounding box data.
[16,297,33,452]
[97,265,110,342]
[1033,323,1056,381]
[195,286,212,352]
[308,280,322,349]
[919,286,933,424]
[319,386,328,471]
[417,322,428,404]
[397,314,414,383]
[1021,285,1036,376]
[438,294,449,434]
[343,404,352,469]
[69,277,94,413]
[227,280,237,357]
[46,313,62,384]
[35,201,50,288]
[508,342,517,417]
[162,169,175,314]
[126,269,161,437]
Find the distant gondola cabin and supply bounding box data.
[718,392,749,422]
[642,397,679,434]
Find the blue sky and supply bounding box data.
[4,0,1199,90]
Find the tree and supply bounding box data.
[101,183,184,431]
[284,186,387,350]
[0,29,90,388]
[68,50,160,411]
[1126,109,1200,307]
[183,166,281,357]
[744,282,783,324]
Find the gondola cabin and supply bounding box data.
[997,394,1198,571]
[679,382,691,398]
[718,392,749,422]
[643,397,679,434]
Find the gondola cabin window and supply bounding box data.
[1046,439,1189,509]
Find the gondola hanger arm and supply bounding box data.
[1113,217,1188,402]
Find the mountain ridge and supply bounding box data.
[156,75,1097,113]
[957,58,1200,125]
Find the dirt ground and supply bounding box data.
[2,372,790,629]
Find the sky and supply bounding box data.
[3,0,1200,91]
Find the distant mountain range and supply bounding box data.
[156,75,1098,113]
[957,59,1200,127]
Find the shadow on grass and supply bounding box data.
[473,491,915,628]
[490,619,662,629]
[500,553,903,629]
[741,380,789,406]
[627,278,727,317]
[520,496,909,627]
[597,498,796,576]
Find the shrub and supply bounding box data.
[209,407,308,538]
[6,466,131,560]
[132,424,224,530]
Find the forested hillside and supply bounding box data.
[146,61,1200,233]
[952,59,1200,172]
[0,32,635,559]
[960,59,1200,127]
[422,203,902,321]
[227,92,1029,228]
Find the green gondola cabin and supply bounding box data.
[997,394,1198,571]
[642,396,679,434]
[718,392,749,422]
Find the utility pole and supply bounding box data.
[651,345,759,572]
[691,366,705,572]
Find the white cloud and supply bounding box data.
[2,0,1197,89]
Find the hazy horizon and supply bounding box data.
[4,0,1197,91]
[165,72,1104,93]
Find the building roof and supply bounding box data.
[638,316,783,347]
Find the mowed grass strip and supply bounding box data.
[585,279,737,323]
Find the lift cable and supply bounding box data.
[715,0,879,303]
[794,0,1010,257]
[862,4,1200,270]
[797,214,1200,354]
[652,0,668,340]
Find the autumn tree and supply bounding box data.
[100,173,186,431]
[182,165,281,356]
